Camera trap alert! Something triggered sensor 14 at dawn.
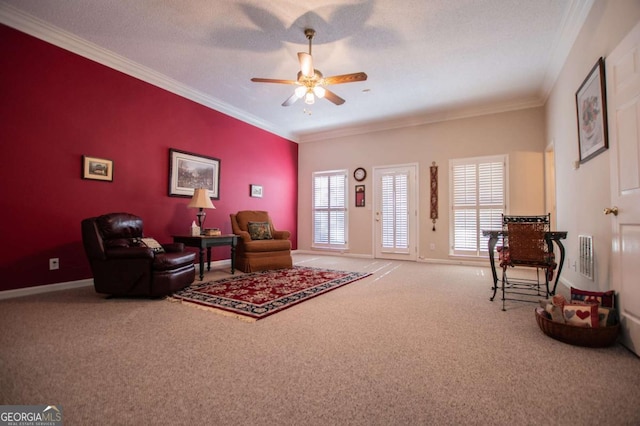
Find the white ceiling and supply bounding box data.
[0,0,593,142]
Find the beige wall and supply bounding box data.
[298,107,546,260]
[545,1,640,291]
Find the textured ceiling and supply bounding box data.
[0,0,593,142]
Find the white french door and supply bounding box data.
[606,21,640,356]
[373,164,418,261]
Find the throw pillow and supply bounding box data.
[570,287,615,308]
[136,237,165,253]
[539,295,566,323]
[247,221,273,240]
[563,303,598,328]
[597,307,618,327]
[545,303,565,323]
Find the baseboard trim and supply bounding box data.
[419,257,488,267]
[197,259,231,272]
[294,250,374,259]
[0,259,236,301]
[295,251,490,266]
[0,278,94,300]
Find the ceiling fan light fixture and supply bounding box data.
[294,86,307,98]
[251,28,367,107]
[304,91,315,104]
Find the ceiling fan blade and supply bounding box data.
[323,72,368,85]
[323,89,345,105]
[298,52,314,78]
[281,92,300,107]
[251,77,298,84]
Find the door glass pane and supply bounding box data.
[381,172,409,251]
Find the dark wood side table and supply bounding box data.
[172,234,238,280]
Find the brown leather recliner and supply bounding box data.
[230,211,292,272]
[81,212,196,297]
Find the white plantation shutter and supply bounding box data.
[313,171,347,248]
[451,156,506,256]
[381,172,409,252]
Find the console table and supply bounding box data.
[482,230,567,297]
[172,234,238,280]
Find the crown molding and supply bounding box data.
[0,3,297,142]
[298,0,594,143]
[297,96,544,143]
[539,0,595,101]
[1,1,591,145]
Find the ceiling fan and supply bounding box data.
[251,28,367,107]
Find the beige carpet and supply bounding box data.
[1,254,639,425]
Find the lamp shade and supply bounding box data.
[187,188,215,209]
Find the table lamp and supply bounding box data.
[187,188,215,233]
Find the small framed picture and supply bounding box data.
[250,184,263,198]
[576,57,609,163]
[82,155,113,182]
[355,185,365,207]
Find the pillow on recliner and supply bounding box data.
[132,237,165,253]
[247,221,273,240]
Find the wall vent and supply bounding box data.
[579,235,594,280]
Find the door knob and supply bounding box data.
[604,206,619,216]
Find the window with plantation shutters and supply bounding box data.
[450,156,506,256]
[313,170,347,248]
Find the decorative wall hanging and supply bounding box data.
[250,184,263,198]
[82,155,113,182]
[430,162,438,231]
[355,185,365,207]
[576,57,609,163]
[169,149,220,199]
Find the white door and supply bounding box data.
[373,164,418,261]
[606,21,640,356]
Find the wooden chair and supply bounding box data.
[497,214,556,311]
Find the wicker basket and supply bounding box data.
[535,308,620,347]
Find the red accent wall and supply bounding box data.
[0,24,298,291]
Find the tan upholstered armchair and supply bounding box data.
[230,210,292,272]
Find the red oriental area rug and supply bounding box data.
[168,266,371,321]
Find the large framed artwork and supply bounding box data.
[576,57,609,164]
[169,149,220,199]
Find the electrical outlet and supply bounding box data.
[49,258,59,270]
[429,243,436,250]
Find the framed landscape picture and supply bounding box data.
[169,149,220,198]
[576,57,609,164]
[82,155,113,182]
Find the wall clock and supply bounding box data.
[353,167,367,182]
